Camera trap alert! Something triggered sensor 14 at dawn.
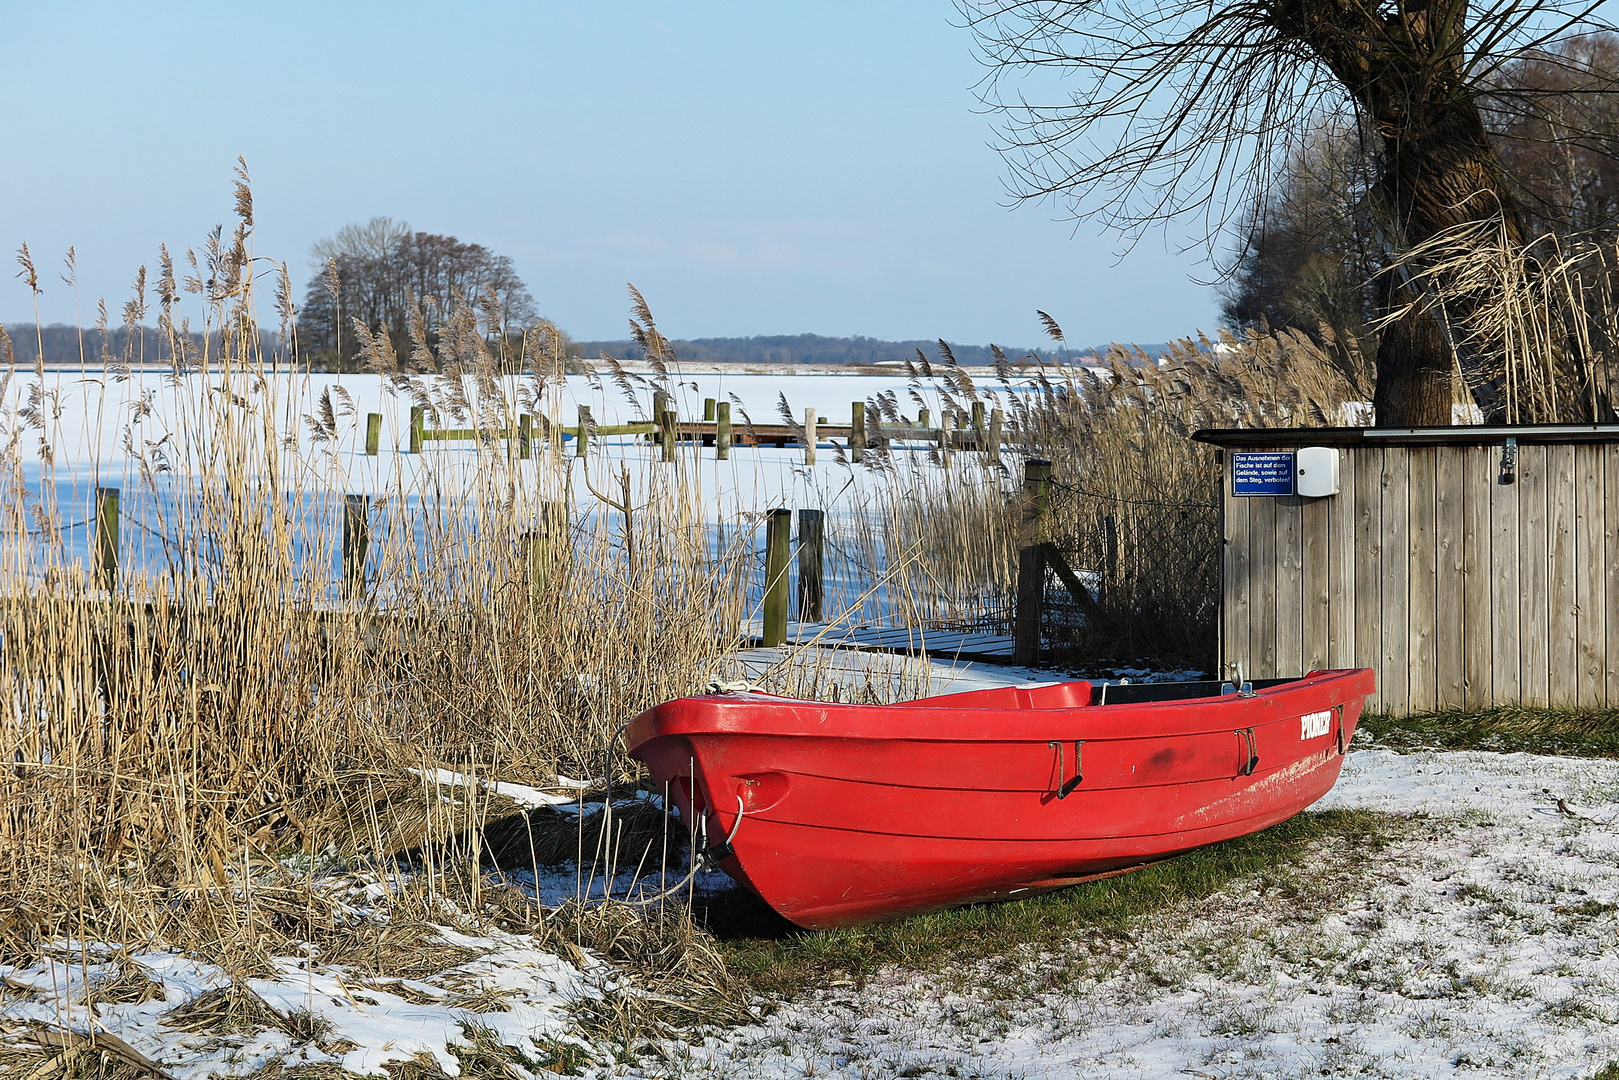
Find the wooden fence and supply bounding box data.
[1196,426,1619,713]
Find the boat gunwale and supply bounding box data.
[626,669,1374,750]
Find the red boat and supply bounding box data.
[625,669,1374,929]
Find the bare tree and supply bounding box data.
[963,0,1614,424]
[298,218,541,371]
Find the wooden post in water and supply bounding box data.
[716,401,732,460]
[409,406,425,454]
[525,501,570,601]
[94,487,119,591]
[661,409,677,462]
[940,411,955,467]
[576,405,591,458]
[971,401,986,443]
[1013,459,1053,665]
[797,509,824,622]
[762,508,792,647]
[365,413,382,456]
[343,494,370,599]
[518,414,533,459]
[651,390,667,446]
[988,407,1004,460]
[850,401,866,463]
[703,398,716,421]
[804,408,817,466]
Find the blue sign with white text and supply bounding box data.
[1232,452,1295,496]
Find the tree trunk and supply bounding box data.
[1371,279,1457,425]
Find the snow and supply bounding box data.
[633,746,1619,1080]
[6,746,1617,1078]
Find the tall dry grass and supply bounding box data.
[854,326,1368,668]
[0,177,756,966]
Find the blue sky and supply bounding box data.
[1,1,1222,347]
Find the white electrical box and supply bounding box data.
[1295,446,1339,497]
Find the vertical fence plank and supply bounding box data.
[1353,449,1384,708]
[1462,446,1494,708]
[1407,448,1438,713]
[1548,443,1579,707]
[1222,461,1252,681]
[1379,449,1411,715]
[95,486,120,591]
[1490,443,1521,704]
[762,509,792,647]
[1248,488,1278,680]
[1606,440,1619,705]
[1575,443,1606,707]
[1300,491,1330,674]
[365,413,382,456]
[1518,445,1550,705]
[797,509,825,622]
[1434,447,1466,708]
[1327,450,1356,670]
[1274,495,1303,678]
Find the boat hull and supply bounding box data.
[626,669,1373,928]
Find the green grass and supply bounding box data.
[1586,1064,1619,1080]
[701,808,1401,998]
[1361,706,1619,758]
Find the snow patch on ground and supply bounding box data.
[648,749,1619,1079]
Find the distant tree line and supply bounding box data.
[568,333,1074,367]
[1,324,261,368]
[295,217,542,371]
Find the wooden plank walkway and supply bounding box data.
[738,618,1016,662]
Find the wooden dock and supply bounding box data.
[738,618,1016,662]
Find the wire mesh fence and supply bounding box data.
[1041,481,1220,671]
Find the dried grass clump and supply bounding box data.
[0,170,751,969]
[853,326,1366,668]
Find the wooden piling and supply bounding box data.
[797,508,824,622]
[804,408,818,466]
[850,401,866,463]
[365,413,382,456]
[918,407,930,429]
[576,405,591,458]
[409,406,425,454]
[971,401,986,437]
[941,412,955,467]
[716,401,732,460]
[1013,459,1054,665]
[518,414,533,460]
[94,487,119,591]
[651,390,668,446]
[661,409,677,462]
[704,398,716,421]
[988,407,1004,460]
[763,508,792,647]
[343,494,369,599]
